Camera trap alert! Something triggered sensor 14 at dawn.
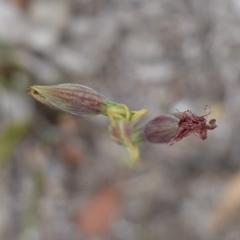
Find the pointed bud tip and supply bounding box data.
[26,86,38,94]
[26,87,31,94]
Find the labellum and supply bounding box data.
[169,109,217,145]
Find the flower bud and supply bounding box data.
[142,115,179,143]
[26,84,107,116]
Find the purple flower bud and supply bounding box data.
[142,115,179,143]
[26,84,107,116]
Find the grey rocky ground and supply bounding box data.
[0,0,240,240]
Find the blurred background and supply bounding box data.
[0,0,240,239]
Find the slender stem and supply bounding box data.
[101,100,120,116]
[131,128,146,144]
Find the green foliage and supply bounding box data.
[0,121,30,166]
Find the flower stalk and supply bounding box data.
[106,103,148,162]
[27,83,217,164]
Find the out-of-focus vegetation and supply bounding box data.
[0,121,30,166]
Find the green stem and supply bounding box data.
[20,170,44,240]
[105,100,120,108]
[101,100,120,116]
[131,128,146,144]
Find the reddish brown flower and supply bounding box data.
[169,108,217,145]
[141,107,217,145]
